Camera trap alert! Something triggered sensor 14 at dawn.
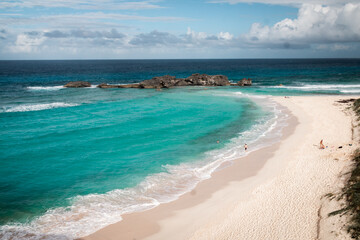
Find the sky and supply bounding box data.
[0,0,360,59]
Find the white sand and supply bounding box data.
[189,96,358,240]
[83,96,359,240]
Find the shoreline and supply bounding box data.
[83,95,359,240]
[82,97,298,240]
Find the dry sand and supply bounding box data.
[83,96,359,240]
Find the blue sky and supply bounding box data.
[0,0,359,59]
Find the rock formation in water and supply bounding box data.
[139,75,178,88]
[137,74,230,88]
[64,81,91,88]
[96,74,231,89]
[65,74,252,89]
[237,78,252,86]
[184,74,230,87]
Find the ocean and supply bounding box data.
[0,59,359,239]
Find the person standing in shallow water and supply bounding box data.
[244,144,248,151]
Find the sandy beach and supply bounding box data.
[83,95,359,240]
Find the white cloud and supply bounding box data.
[1,27,238,55]
[316,43,351,51]
[242,3,360,48]
[10,33,45,53]
[128,28,236,48]
[0,0,163,10]
[332,44,350,51]
[186,27,208,40]
[44,29,126,39]
[218,32,233,40]
[0,12,190,28]
[209,0,357,7]
[0,12,192,35]
[1,0,360,58]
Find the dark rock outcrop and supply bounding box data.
[64,81,91,88]
[184,74,230,86]
[92,74,238,89]
[139,75,177,89]
[137,74,230,88]
[236,78,252,86]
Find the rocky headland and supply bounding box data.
[64,74,252,89]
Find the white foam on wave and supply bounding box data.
[27,85,97,91]
[1,103,79,113]
[340,89,360,93]
[264,84,360,92]
[0,93,289,240]
[27,86,65,91]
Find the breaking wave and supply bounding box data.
[264,84,360,93]
[1,103,79,113]
[27,86,65,91]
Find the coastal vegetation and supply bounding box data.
[330,98,360,239]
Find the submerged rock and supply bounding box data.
[97,83,118,88]
[120,84,140,88]
[64,81,91,88]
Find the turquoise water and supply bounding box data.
[0,59,359,239]
[0,87,276,239]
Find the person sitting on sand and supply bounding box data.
[244,143,248,151]
[320,139,325,149]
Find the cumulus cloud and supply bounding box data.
[209,0,357,7]
[242,3,360,49]
[1,0,359,58]
[129,31,182,46]
[44,30,69,38]
[44,29,126,39]
[184,27,235,46]
[0,29,7,40]
[10,33,45,53]
[2,27,237,55]
[0,28,127,54]
[128,28,235,47]
[218,32,234,40]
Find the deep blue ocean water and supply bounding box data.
[0,59,359,239]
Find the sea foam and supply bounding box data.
[1,103,79,113]
[265,84,360,92]
[27,86,65,91]
[27,85,97,91]
[340,89,360,93]
[0,95,289,240]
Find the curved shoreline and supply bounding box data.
[0,92,286,239]
[81,99,298,240]
[83,95,359,240]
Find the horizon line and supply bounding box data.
[1,57,360,61]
